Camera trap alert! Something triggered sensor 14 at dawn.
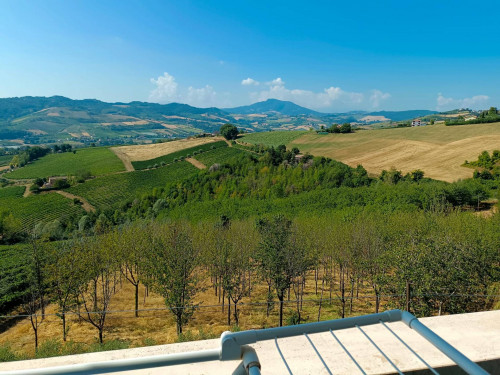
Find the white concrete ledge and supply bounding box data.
[2,310,499,374]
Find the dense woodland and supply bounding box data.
[0,141,499,359]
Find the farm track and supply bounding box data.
[23,184,31,197]
[49,191,95,212]
[186,158,206,169]
[111,148,135,172]
[0,165,10,172]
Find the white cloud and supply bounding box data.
[268,77,285,86]
[436,93,489,111]
[149,72,179,102]
[149,72,221,107]
[249,77,383,110]
[186,85,217,107]
[369,90,391,108]
[241,78,259,86]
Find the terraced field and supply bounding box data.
[5,147,125,179]
[0,186,86,230]
[67,161,198,209]
[194,147,248,167]
[241,131,307,147]
[131,141,227,170]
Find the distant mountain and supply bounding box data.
[0,96,453,147]
[365,110,438,122]
[224,99,323,116]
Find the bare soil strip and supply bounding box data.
[186,157,207,169]
[0,165,10,172]
[52,191,95,212]
[23,184,31,197]
[111,148,135,172]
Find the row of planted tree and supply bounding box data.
[20,209,500,349]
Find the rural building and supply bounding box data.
[411,119,422,126]
[43,177,66,189]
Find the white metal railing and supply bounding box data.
[0,309,489,375]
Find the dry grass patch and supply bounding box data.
[290,123,500,182]
[114,138,223,162]
[0,269,382,358]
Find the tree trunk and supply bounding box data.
[62,312,67,341]
[227,295,231,326]
[135,283,139,317]
[234,301,239,325]
[278,293,284,327]
[98,328,103,344]
[405,280,411,312]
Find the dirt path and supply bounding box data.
[186,158,207,169]
[111,148,135,172]
[23,184,31,197]
[52,191,95,212]
[0,165,10,172]
[224,139,232,147]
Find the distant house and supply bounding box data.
[411,119,422,127]
[43,177,67,189]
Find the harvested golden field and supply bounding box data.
[290,123,500,182]
[113,137,222,162]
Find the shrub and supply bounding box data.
[35,339,62,359]
[0,344,18,362]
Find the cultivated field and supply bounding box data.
[130,141,227,170]
[194,147,247,167]
[287,123,500,182]
[0,186,86,230]
[5,148,125,179]
[241,131,307,147]
[114,137,222,162]
[67,161,198,209]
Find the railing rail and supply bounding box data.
[1,310,489,375]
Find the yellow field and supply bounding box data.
[290,123,500,182]
[113,137,222,162]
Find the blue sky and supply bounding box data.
[1,0,499,112]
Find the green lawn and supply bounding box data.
[0,186,86,230]
[241,131,307,147]
[5,147,125,179]
[194,147,248,167]
[131,141,227,170]
[68,161,198,209]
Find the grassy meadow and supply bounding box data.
[6,147,125,179]
[285,123,500,181]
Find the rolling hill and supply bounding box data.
[243,122,500,182]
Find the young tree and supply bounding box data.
[145,222,200,335]
[78,236,118,344]
[45,241,83,341]
[256,215,309,326]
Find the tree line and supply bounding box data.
[18,209,500,350]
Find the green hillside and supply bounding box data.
[67,161,198,209]
[241,131,307,147]
[0,186,85,231]
[6,147,125,179]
